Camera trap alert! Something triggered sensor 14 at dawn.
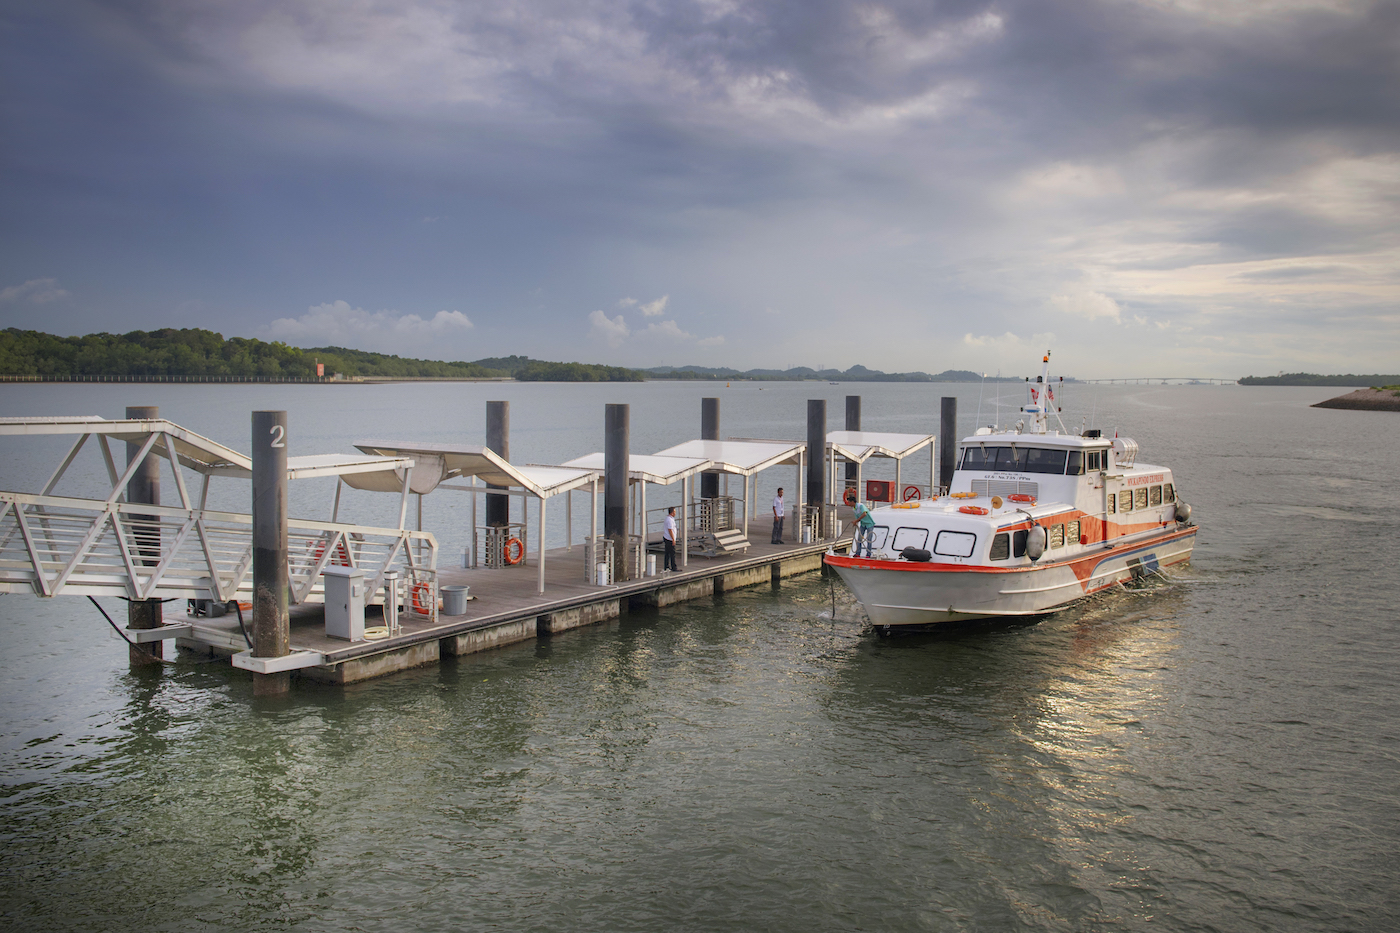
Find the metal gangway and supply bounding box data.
[0,416,438,607]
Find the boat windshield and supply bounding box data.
[961,446,1069,474]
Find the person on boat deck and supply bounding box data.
[852,501,876,557]
[772,488,785,544]
[663,507,678,572]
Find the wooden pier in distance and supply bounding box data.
[177,532,851,684]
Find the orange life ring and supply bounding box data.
[903,485,921,501]
[951,491,978,499]
[843,487,858,506]
[503,537,525,565]
[411,582,431,614]
[1008,493,1037,503]
[958,505,990,515]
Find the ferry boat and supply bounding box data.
[824,353,1196,628]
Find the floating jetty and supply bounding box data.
[0,396,957,691]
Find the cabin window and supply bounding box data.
[1086,450,1104,471]
[1107,493,1116,513]
[934,530,977,558]
[1049,524,1065,549]
[1120,490,1133,512]
[869,526,890,551]
[1066,450,1083,475]
[1150,485,1163,507]
[1163,483,1174,503]
[1135,488,1148,510]
[1024,448,1069,474]
[891,527,929,551]
[961,447,990,469]
[1067,520,1081,545]
[1013,530,1028,557]
[990,533,1010,561]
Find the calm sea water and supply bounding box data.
[1,381,1397,932]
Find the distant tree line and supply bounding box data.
[1239,372,1400,387]
[0,327,650,382]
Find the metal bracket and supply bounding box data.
[123,623,193,643]
[231,650,324,674]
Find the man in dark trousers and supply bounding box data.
[771,487,785,544]
[663,507,678,572]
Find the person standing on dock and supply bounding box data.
[772,488,785,544]
[663,507,678,572]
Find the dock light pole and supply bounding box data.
[486,401,510,527]
[252,410,290,696]
[940,397,958,494]
[700,397,719,499]
[807,399,826,534]
[126,405,163,667]
[605,404,631,582]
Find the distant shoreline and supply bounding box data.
[1312,387,1400,411]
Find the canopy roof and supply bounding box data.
[0,416,412,484]
[355,440,597,498]
[651,439,805,477]
[557,453,713,485]
[826,430,936,464]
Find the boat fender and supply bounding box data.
[1175,500,1192,523]
[1026,524,1047,561]
[901,547,932,562]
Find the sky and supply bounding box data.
[2,0,1398,379]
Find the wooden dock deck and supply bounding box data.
[178,532,852,683]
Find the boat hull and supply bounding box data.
[826,525,1196,626]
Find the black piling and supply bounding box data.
[806,399,826,515]
[486,400,510,527]
[605,403,631,582]
[940,396,958,493]
[125,405,162,666]
[251,410,290,696]
[700,397,719,499]
[844,395,860,490]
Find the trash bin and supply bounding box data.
[441,585,470,616]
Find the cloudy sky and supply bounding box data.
[2,0,1397,378]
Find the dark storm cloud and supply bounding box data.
[1,0,1397,374]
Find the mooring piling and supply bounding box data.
[807,399,826,535]
[940,396,958,494]
[844,395,861,492]
[605,403,631,582]
[125,405,163,666]
[251,410,290,696]
[700,397,719,500]
[486,400,510,528]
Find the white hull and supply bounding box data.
[827,526,1196,626]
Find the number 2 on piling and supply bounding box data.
[269,424,285,448]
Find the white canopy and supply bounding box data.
[826,430,936,464]
[355,440,598,498]
[558,453,713,486]
[651,439,804,477]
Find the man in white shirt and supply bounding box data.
[663,507,678,571]
[771,487,785,544]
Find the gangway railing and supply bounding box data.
[0,491,437,604]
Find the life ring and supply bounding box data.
[891,502,920,510]
[843,487,858,506]
[958,505,990,515]
[903,485,921,501]
[411,582,432,614]
[951,491,979,499]
[503,537,525,565]
[1008,493,1037,503]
